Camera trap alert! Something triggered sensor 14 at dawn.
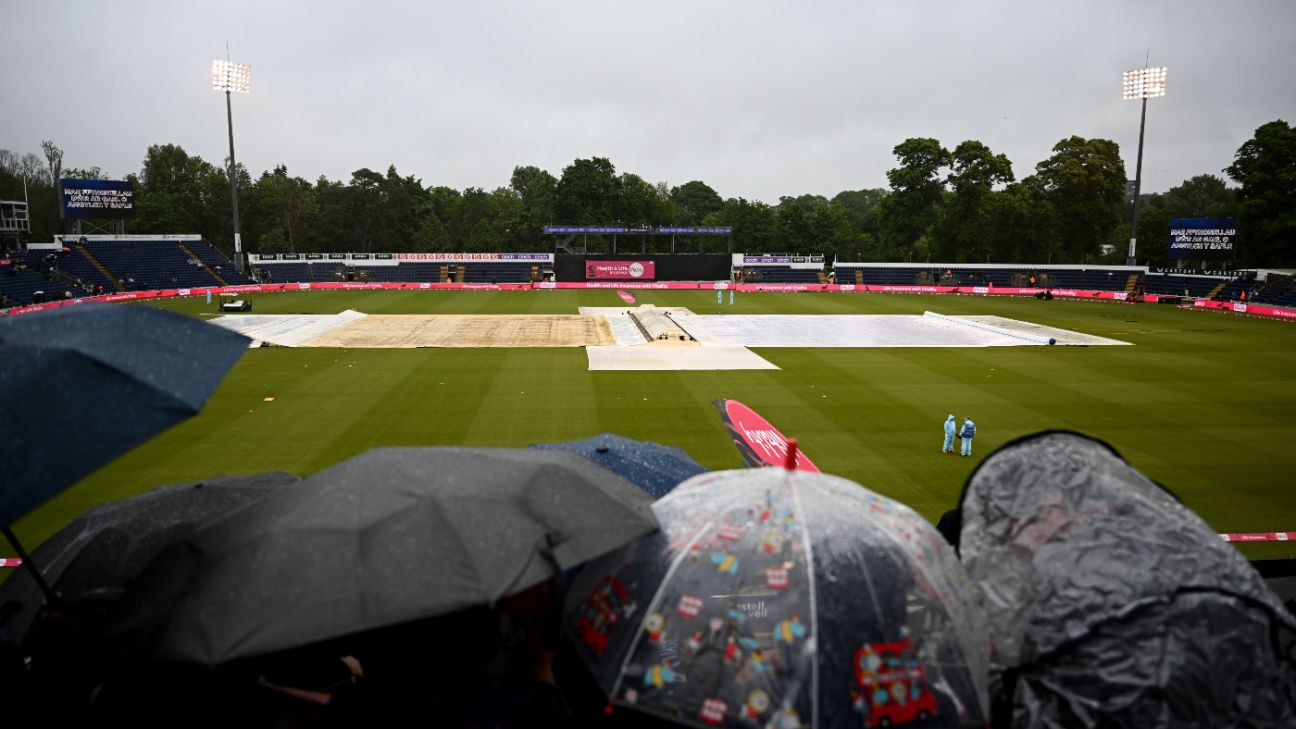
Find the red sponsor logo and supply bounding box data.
[677,594,705,618]
[699,698,728,725]
[0,558,22,568]
[765,567,789,589]
[617,290,636,303]
[717,399,820,472]
[717,524,744,541]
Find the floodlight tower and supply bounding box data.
[1122,66,1167,266]
[212,59,252,273]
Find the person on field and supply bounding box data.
[960,417,976,456]
[943,414,957,454]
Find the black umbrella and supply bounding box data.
[0,303,249,602]
[0,473,294,645]
[959,431,1296,727]
[531,432,708,499]
[106,447,660,665]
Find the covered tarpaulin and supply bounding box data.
[959,431,1296,728]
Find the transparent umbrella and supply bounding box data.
[564,467,990,728]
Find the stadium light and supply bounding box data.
[1122,66,1167,266]
[212,59,252,273]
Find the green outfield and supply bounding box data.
[11,290,1296,560]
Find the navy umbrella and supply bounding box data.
[532,432,707,499]
[0,304,249,601]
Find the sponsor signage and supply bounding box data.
[544,226,732,235]
[394,252,552,262]
[1152,267,1241,277]
[305,253,324,260]
[281,253,300,260]
[1168,218,1237,261]
[586,260,655,280]
[1220,532,1296,542]
[60,179,135,219]
[617,290,636,304]
[741,255,826,264]
[714,399,820,472]
[352,253,371,259]
[656,226,733,234]
[328,253,347,260]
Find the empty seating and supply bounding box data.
[187,240,251,285]
[83,240,222,290]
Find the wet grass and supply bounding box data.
[10,290,1296,560]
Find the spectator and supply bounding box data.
[943,414,957,454]
[960,417,976,456]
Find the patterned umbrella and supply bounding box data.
[564,468,989,728]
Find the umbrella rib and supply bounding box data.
[608,485,756,703]
[789,477,821,729]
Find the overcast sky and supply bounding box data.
[4,1,1294,202]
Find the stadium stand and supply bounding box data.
[1252,276,1296,307]
[55,248,118,292]
[738,265,822,283]
[461,262,535,283]
[832,264,1140,291]
[186,239,251,285]
[1138,272,1227,298]
[82,240,219,290]
[1,253,63,306]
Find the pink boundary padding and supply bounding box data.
[1192,299,1296,321]
[1220,533,1296,542]
[5,280,1294,322]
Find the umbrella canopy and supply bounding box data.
[531,432,708,499]
[106,447,659,665]
[0,473,294,644]
[958,431,1296,728]
[0,303,250,527]
[564,468,989,728]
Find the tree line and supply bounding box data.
[2,119,1292,266]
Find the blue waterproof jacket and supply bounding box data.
[961,420,976,438]
[944,416,956,435]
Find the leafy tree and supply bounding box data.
[510,165,557,241]
[1034,136,1126,262]
[134,144,233,249]
[251,165,317,253]
[426,186,466,241]
[986,177,1060,263]
[413,211,451,249]
[1163,174,1236,219]
[670,180,723,224]
[616,173,666,226]
[40,140,63,193]
[879,138,950,259]
[1226,120,1296,266]
[705,197,778,250]
[935,140,1014,262]
[554,157,619,224]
